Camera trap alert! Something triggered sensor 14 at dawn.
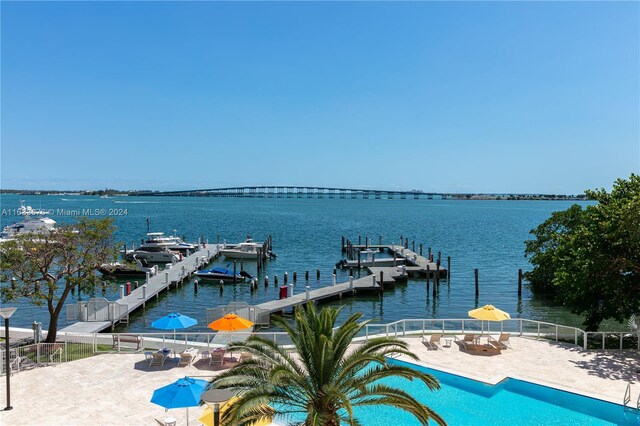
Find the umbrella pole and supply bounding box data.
[186,406,189,426]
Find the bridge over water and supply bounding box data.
[137,186,578,200]
[139,186,451,199]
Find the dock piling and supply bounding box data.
[274,275,279,286]
[316,269,320,280]
[305,271,309,281]
[264,275,269,287]
[447,256,451,283]
[412,241,415,252]
[475,269,479,296]
[333,274,337,286]
[293,272,297,283]
[379,236,382,245]
[284,272,288,285]
[379,271,384,291]
[518,269,523,298]
[419,244,423,256]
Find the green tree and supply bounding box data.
[213,304,445,426]
[0,217,118,342]
[525,175,640,330]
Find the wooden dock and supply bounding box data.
[341,244,448,279]
[60,244,220,334]
[255,274,382,315]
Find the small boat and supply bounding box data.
[98,257,159,278]
[195,267,253,283]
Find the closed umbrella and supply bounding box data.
[152,312,198,344]
[151,376,208,426]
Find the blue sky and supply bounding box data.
[1,1,638,193]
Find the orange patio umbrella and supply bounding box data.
[208,313,254,332]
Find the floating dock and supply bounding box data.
[60,244,220,334]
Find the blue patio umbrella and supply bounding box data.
[151,312,198,343]
[151,376,209,425]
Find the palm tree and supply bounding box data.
[212,303,446,426]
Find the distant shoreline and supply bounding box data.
[0,188,588,201]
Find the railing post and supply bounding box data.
[461,319,465,334]
[386,324,389,338]
[582,331,588,350]
[620,332,623,350]
[37,343,41,365]
[442,320,445,334]
[537,323,540,339]
[520,318,523,336]
[403,321,406,337]
[555,325,558,342]
[574,329,577,346]
[64,341,68,363]
[602,333,605,350]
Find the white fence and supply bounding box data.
[2,318,636,374]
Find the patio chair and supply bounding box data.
[421,334,443,350]
[149,352,167,367]
[178,348,197,366]
[209,349,225,366]
[239,352,253,362]
[9,356,21,375]
[454,334,477,350]
[489,333,512,349]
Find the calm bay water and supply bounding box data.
[0,194,600,332]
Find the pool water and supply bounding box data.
[276,358,640,425]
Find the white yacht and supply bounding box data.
[139,232,197,253]
[121,241,180,263]
[0,201,56,241]
[221,241,261,259]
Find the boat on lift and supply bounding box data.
[139,232,197,253]
[221,236,276,259]
[195,266,252,283]
[121,242,180,263]
[98,257,159,279]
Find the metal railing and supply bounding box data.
[2,318,636,374]
[65,297,129,324]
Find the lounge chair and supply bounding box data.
[209,349,225,366]
[454,334,477,350]
[421,334,443,350]
[239,352,253,362]
[149,352,167,367]
[178,348,197,366]
[489,333,512,349]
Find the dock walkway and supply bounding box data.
[255,274,381,314]
[60,244,220,334]
[345,244,448,278]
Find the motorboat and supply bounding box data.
[121,242,180,263]
[139,232,197,253]
[0,201,56,241]
[98,257,159,278]
[195,267,252,283]
[221,237,276,259]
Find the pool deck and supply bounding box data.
[1,336,638,425]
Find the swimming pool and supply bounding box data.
[276,358,640,425]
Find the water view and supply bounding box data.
[1,193,596,332]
